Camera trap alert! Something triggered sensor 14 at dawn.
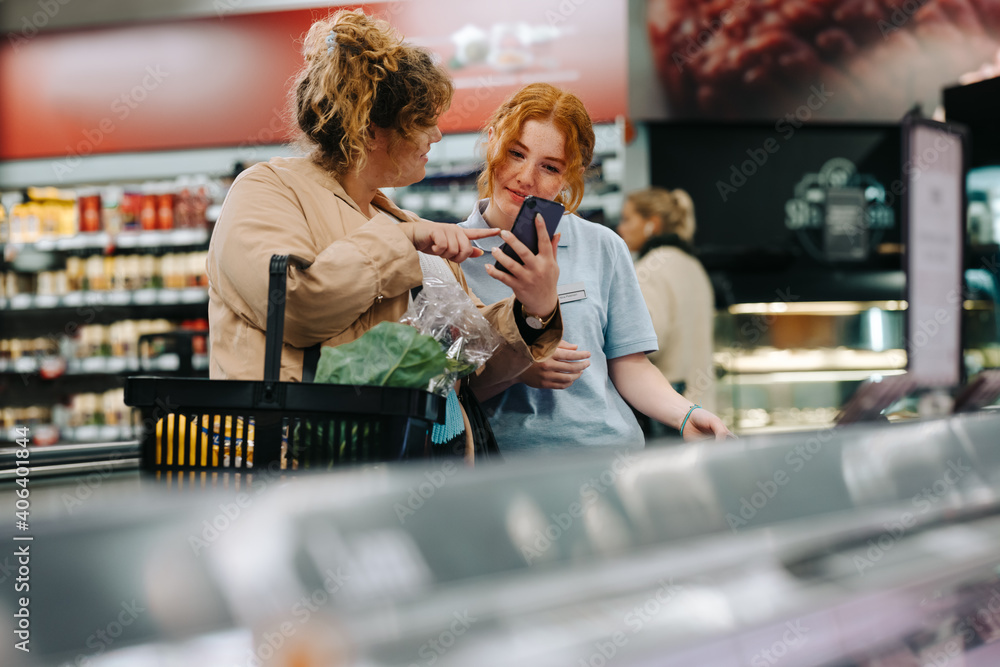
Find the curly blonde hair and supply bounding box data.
[626,188,696,242]
[292,10,453,176]
[477,83,595,214]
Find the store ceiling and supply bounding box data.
[0,0,358,32]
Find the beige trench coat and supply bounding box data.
[206,156,561,388]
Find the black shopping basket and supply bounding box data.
[124,255,446,477]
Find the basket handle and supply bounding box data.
[264,254,290,384]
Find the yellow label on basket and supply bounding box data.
[153,414,256,471]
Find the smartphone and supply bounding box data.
[494,196,564,274]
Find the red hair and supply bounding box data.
[478,83,595,214]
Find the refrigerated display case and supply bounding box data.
[712,273,1000,434]
[3,408,1000,666]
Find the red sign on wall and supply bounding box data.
[0,2,626,164]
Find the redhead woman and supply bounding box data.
[459,83,731,449]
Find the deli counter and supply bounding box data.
[3,408,1000,666]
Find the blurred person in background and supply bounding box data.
[459,83,731,451]
[617,188,716,427]
[206,10,563,454]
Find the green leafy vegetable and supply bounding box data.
[314,321,448,388]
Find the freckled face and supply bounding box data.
[485,119,569,231]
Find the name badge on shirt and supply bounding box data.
[558,282,587,304]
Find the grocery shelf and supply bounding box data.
[1,424,138,446]
[720,369,907,384]
[1,287,208,311]
[2,228,209,253]
[0,353,209,377]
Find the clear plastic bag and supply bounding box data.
[401,276,503,396]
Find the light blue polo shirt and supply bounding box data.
[459,200,658,451]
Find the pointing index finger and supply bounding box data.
[460,227,501,240]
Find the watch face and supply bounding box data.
[526,315,543,329]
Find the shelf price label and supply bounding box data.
[132,289,158,305]
[33,295,59,309]
[80,357,109,374]
[83,292,108,307]
[181,288,208,304]
[63,292,85,307]
[9,295,34,310]
[13,358,38,374]
[107,291,132,306]
[105,357,128,374]
[157,290,181,305]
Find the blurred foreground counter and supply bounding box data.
[3,409,1000,666]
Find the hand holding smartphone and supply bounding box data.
[494,196,564,274]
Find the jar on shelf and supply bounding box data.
[96,325,111,357]
[139,190,157,231]
[189,251,208,287]
[78,190,102,233]
[124,255,141,291]
[52,269,68,296]
[103,389,126,427]
[102,186,124,236]
[139,254,157,289]
[103,256,117,291]
[65,256,84,292]
[39,200,61,239]
[37,271,55,296]
[121,191,141,231]
[85,255,105,291]
[157,192,175,230]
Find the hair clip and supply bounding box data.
[325,31,336,55]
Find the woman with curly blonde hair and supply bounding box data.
[459,83,731,448]
[206,11,563,439]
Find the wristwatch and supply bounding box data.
[521,303,556,330]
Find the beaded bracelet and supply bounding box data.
[680,404,701,436]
